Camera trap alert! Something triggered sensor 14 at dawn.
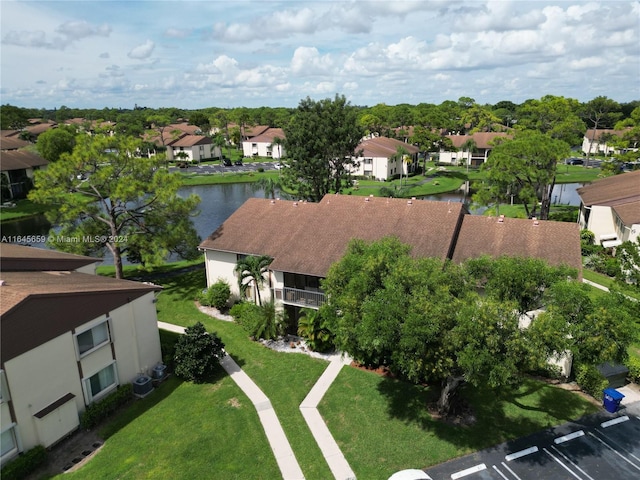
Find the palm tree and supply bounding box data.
[270,136,284,160]
[460,138,477,173]
[393,145,410,186]
[252,177,281,200]
[212,133,226,161]
[235,255,273,306]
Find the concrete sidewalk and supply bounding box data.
[300,355,356,480]
[158,322,305,480]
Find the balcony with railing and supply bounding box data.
[274,287,325,309]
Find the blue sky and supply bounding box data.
[1,0,638,109]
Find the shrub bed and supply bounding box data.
[0,445,47,480]
[80,384,133,430]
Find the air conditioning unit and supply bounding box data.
[152,364,166,380]
[132,375,153,397]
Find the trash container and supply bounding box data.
[603,388,625,413]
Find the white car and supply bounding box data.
[274,162,283,170]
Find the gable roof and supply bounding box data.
[0,150,49,171]
[245,127,285,144]
[0,243,99,271]
[445,132,511,149]
[0,136,30,150]
[577,170,640,225]
[358,136,419,158]
[451,215,582,272]
[584,128,631,140]
[200,194,583,278]
[168,135,212,147]
[1,270,160,363]
[201,195,467,277]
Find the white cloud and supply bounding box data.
[127,40,155,60]
[290,46,334,75]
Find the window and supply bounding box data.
[84,363,118,403]
[76,321,110,356]
[1,426,17,457]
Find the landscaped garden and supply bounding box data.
[58,262,604,480]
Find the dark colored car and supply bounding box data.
[566,158,584,165]
[234,159,243,166]
[222,157,232,166]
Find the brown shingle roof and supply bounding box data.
[246,128,285,143]
[577,170,640,208]
[200,195,466,277]
[0,150,48,171]
[168,135,212,147]
[0,270,160,362]
[358,137,419,158]
[201,194,583,278]
[446,132,510,149]
[450,215,582,274]
[0,136,30,150]
[0,244,99,272]
[584,128,631,140]
[612,200,640,226]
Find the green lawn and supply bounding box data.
[57,264,604,479]
[0,198,54,222]
[321,369,599,479]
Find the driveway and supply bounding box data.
[423,400,640,480]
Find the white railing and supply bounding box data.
[274,287,325,308]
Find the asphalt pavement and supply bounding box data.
[423,400,640,480]
[169,161,280,175]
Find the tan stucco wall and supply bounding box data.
[2,292,161,454]
[4,332,84,452]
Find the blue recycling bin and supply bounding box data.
[603,388,625,413]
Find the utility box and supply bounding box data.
[132,375,154,397]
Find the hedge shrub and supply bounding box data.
[199,280,231,311]
[0,445,47,480]
[627,357,640,383]
[80,384,133,430]
[575,363,609,399]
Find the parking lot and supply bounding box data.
[423,401,640,480]
[169,161,279,174]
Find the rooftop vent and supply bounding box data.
[270,199,275,204]
[407,200,413,205]
[532,217,539,226]
[498,215,505,223]
[293,202,298,207]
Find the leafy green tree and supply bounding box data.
[174,322,226,383]
[582,96,622,166]
[283,94,364,202]
[28,134,201,279]
[465,256,577,314]
[35,125,77,162]
[321,237,552,415]
[473,130,570,219]
[516,96,585,146]
[533,282,636,367]
[235,255,273,306]
[252,177,282,200]
[616,237,640,290]
[188,112,210,133]
[0,104,30,130]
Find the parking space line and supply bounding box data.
[594,428,640,463]
[542,448,583,480]
[550,446,595,480]
[492,464,510,480]
[601,415,630,428]
[505,446,539,461]
[451,463,486,479]
[554,430,585,444]
[500,462,523,480]
[587,431,640,471]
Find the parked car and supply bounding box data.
[274,162,283,170]
[234,159,243,166]
[222,157,232,166]
[565,158,584,165]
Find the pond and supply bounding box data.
[1,182,585,264]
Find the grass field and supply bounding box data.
[57,263,604,479]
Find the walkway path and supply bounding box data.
[300,354,356,480]
[158,321,356,479]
